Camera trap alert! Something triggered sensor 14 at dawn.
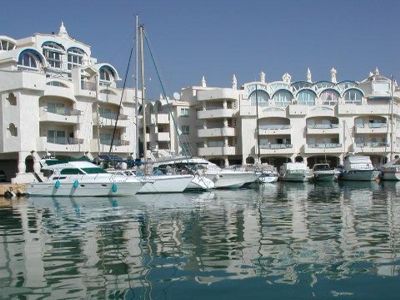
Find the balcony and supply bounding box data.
[304,143,343,154]
[150,113,170,124]
[198,146,236,156]
[37,137,84,152]
[338,103,390,115]
[93,113,129,127]
[353,142,389,153]
[306,124,340,135]
[91,139,131,153]
[197,109,235,119]
[258,125,291,135]
[197,88,238,101]
[259,144,293,155]
[198,127,235,138]
[355,123,388,134]
[157,132,170,141]
[40,107,81,124]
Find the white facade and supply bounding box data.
[146,69,400,168]
[0,24,140,182]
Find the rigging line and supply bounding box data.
[143,29,194,158]
[108,47,134,155]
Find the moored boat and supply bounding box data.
[339,155,380,181]
[381,158,400,181]
[312,163,336,182]
[27,161,145,197]
[279,162,311,182]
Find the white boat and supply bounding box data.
[27,161,145,197]
[312,163,336,182]
[381,158,400,180]
[258,170,279,183]
[339,155,380,181]
[279,162,311,182]
[153,157,259,189]
[109,170,195,193]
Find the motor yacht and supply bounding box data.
[381,157,400,181]
[153,157,259,189]
[27,161,146,197]
[312,163,337,182]
[339,155,380,181]
[279,162,311,182]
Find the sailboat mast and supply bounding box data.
[140,24,147,163]
[135,16,140,159]
[390,76,395,161]
[255,84,260,163]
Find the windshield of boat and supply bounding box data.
[81,167,108,174]
[313,164,331,171]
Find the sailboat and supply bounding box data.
[381,77,399,180]
[133,19,210,193]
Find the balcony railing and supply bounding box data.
[45,107,82,116]
[356,142,388,148]
[47,137,84,145]
[259,125,291,130]
[307,124,338,129]
[356,123,387,128]
[307,143,342,148]
[81,80,96,91]
[99,112,128,120]
[259,144,293,149]
[100,139,130,146]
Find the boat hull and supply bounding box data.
[27,181,143,197]
[186,175,215,190]
[138,175,193,193]
[280,171,309,182]
[340,170,380,181]
[206,171,258,189]
[313,171,336,182]
[382,171,400,181]
[258,175,278,183]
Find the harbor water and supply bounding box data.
[1,181,400,299]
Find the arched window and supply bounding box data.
[42,42,64,69]
[67,47,85,70]
[249,90,270,106]
[320,89,340,105]
[343,89,363,104]
[273,90,293,107]
[100,67,114,82]
[18,50,41,69]
[297,89,316,106]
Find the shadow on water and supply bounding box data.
[1,183,400,299]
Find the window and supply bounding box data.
[180,107,189,117]
[249,90,270,106]
[8,123,17,137]
[42,42,64,69]
[82,167,107,174]
[60,168,84,175]
[47,130,66,144]
[7,93,16,106]
[273,90,293,107]
[18,51,39,69]
[181,142,191,156]
[320,89,340,105]
[47,103,66,114]
[181,125,190,135]
[297,90,316,106]
[67,47,85,70]
[344,89,363,104]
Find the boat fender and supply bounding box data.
[73,180,79,189]
[111,183,118,193]
[54,180,61,189]
[4,188,16,199]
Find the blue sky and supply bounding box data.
[1,0,399,97]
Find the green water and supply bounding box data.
[1,181,400,299]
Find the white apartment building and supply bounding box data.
[0,24,140,182]
[146,69,400,168]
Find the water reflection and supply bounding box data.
[0,183,400,299]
